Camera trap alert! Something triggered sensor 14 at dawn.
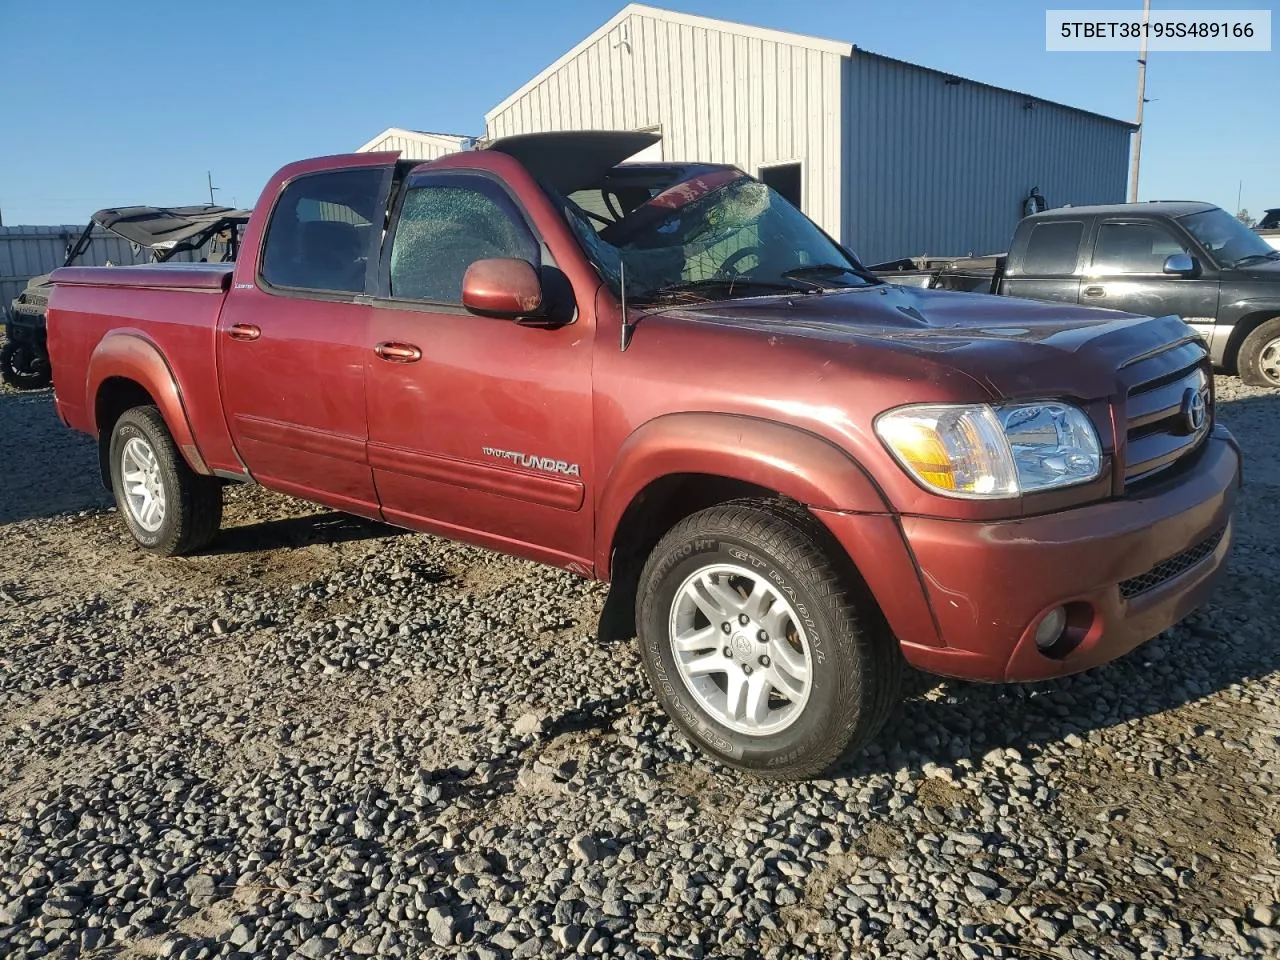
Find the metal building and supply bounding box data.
[484,4,1135,263]
[357,128,472,161]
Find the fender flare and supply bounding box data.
[1220,299,1280,366]
[86,330,211,475]
[594,412,891,576]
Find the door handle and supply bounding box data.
[1082,286,1106,298]
[227,323,261,341]
[375,341,423,363]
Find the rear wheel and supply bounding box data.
[1238,317,1280,387]
[635,499,903,779]
[108,406,222,555]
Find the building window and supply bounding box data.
[759,163,803,212]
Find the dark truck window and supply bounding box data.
[261,168,384,293]
[389,176,537,303]
[1180,207,1277,266]
[1092,221,1189,274]
[1021,221,1084,275]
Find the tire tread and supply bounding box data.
[111,406,222,556]
[638,497,903,779]
[1238,316,1280,387]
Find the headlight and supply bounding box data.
[875,401,1102,498]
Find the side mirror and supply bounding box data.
[462,258,544,319]
[1163,253,1197,276]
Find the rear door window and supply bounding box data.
[261,168,386,294]
[1021,221,1084,276]
[1092,221,1190,275]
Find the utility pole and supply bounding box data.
[1237,180,1243,213]
[207,171,220,206]
[1127,0,1152,203]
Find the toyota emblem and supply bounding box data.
[1181,387,1207,434]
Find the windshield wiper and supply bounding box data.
[1231,252,1280,266]
[638,278,812,302]
[781,263,873,287]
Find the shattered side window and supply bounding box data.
[390,178,538,304]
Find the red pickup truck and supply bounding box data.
[47,131,1240,778]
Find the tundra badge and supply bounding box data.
[483,446,581,477]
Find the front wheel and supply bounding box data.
[635,499,903,779]
[1238,317,1280,388]
[108,406,222,555]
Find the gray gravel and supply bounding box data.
[1,374,1278,959]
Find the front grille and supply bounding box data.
[1119,526,1225,600]
[1123,341,1212,488]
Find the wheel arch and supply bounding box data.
[1221,305,1280,372]
[88,332,211,486]
[593,413,894,643]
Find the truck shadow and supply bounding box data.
[208,510,405,555]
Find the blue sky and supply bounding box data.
[0,0,1274,227]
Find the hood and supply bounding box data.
[652,283,1196,400]
[1221,255,1280,281]
[483,130,661,194]
[13,273,54,309]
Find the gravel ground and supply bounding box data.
[1,373,1278,960]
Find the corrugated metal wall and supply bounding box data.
[361,133,464,161]
[1,224,201,313]
[485,11,846,237]
[843,53,1131,264]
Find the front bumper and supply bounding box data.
[825,427,1240,683]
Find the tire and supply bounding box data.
[0,339,52,390]
[635,498,903,779]
[108,405,222,555]
[1237,316,1280,387]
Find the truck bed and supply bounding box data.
[870,254,1005,294]
[51,262,234,291]
[46,262,238,474]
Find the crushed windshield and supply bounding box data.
[1179,208,1278,266]
[564,173,873,302]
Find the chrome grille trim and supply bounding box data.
[1123,342,1212,488]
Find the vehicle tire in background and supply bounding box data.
[0,340,52,390]
[1237,317,1280,388]
[108,405,222,556]
[635,498,903,779]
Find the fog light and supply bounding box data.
[1033,606,1068,652]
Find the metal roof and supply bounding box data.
[486,3,1134,130]
[851,49,1137,131]
[355,128,473,153]
[1028,201,1218,219]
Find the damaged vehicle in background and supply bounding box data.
[3,205,249,389]
[1257,208,1280,251]
[872,202,1280,387]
